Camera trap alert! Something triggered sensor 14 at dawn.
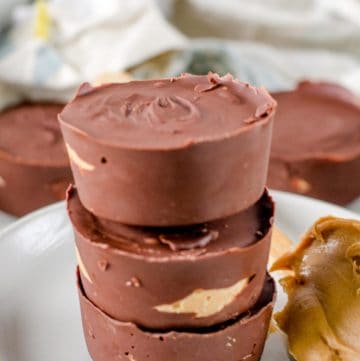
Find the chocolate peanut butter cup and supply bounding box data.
[60,73,276,226]
[0,103,72,216]
[78,270,276,361]
[268,81,360,204]
[68,186,274,329]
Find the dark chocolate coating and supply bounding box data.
[0,103,72,216]
[68,186,274,329]
[268,81,360,204]
[60,73,276,225]
[78,270,275,361]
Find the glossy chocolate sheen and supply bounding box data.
[0,103,72,216]
[78,271,275,361]
[68,186,274,329]
[60,73,276,225]
[268,81,360,204]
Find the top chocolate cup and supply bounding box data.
[60,73,276,226]
[268,81,360,204]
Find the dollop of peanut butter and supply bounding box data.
[272,217,360,361]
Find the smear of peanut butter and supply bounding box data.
[272,216,360,361]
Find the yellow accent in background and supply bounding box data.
[34,0,51,40]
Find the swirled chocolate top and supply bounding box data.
[0,102,67,165]
[60,73,276,150]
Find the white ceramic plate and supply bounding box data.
[0,211,15,230]
[0,190,359,361]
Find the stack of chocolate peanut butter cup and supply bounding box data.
[59,73,277,361]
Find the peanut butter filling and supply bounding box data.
[154,277,250,318]
[272,217,360,361]
[76,247,93,284]
[66,144,95,171]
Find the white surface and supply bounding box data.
[349,197,360,214]
[0,211,15,229]
[0,191,359,361]
[0,0,27,30]
[0,0,187,108]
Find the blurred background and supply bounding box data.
[1,0,360,108]
[0,0,360,228]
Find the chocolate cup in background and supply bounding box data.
[68,186,274,330]
[268,157,360,205]
[78,270,276,361]
[0,102,72,216]
[268,81,360,205]
[0,156,72,216]
[60,75,276,226]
